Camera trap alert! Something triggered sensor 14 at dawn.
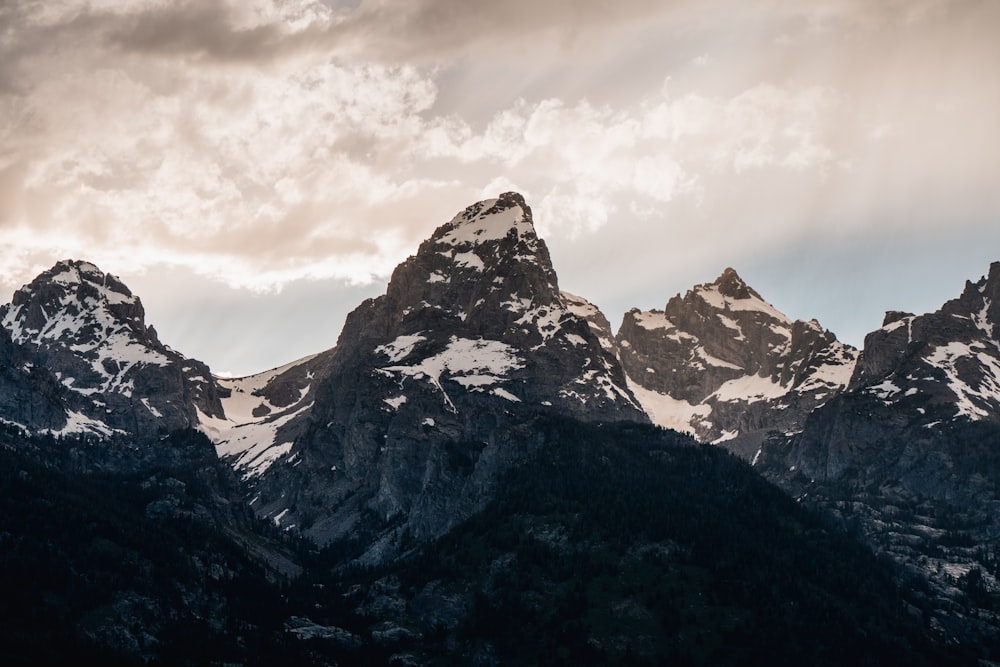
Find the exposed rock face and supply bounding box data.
[616,267,857,457]
[0,260,224,439]
[0,325,68,431]
[234,193,647,558]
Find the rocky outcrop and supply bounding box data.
[616,268,857,457]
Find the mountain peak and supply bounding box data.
[976,260,1000,297]
[433,192,535,249]
[0,259,227,435]
[20,259,137,304]
[711,267,762,301]
[3,259,151,350]
[621,266,857,454]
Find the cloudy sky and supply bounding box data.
[2,0,998,376]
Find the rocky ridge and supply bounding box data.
[759,261,1000,484]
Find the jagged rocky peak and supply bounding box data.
[380,192,562,338]
[332,191,645,422]
[947,260,1000,327]
[238,193,645,553]
[617,267,857,457]
[434,191,538,250]
[0,259,224,439]
[752,263,1000,646]
[712,266,764,301]
[665,267,791,329]
[3,259,158,349]
[848,261,1000,423]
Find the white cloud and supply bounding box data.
[412,81,840,237]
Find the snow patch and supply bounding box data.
[696,285,791,323]
[491,387,521,402]
[695,346,742,370]
[711,430,738,445]
[50,409,122,437]
[869,380,902,400]
[201,384,312,479]
[973,298,995,340]
[712,374,788,402]
[375,334,426,363]
[794,346,858,393]
[438,199,533,247]
[632,311,674,331]
[379,336,524,411]
[716,313,746,340]
[384,395,407,411]
[453,251,485,271]
[141,398,163,418]
[925,341,1000,419]
[626,378,710,436]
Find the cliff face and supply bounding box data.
[762,261,1000,485]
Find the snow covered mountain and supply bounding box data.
[224,193,646,556]
[616,267,858,458]
[0,260,224,439]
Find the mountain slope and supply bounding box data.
[617,268,857,457]
[200,351,330,480]
[299,418,964,666]
[0,426,311,666]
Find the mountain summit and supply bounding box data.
[0,260,223,438]
[753,262,1000,644]
[847,260,1000,421]
[616,268,858,457]
[223,193,646,557]
[713,266,764,300]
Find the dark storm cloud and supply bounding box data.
[334,0,675,60]
[0,1,330,71]
[104,2,332,62]
[107,4,285,60]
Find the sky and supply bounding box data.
[1,0,999,376]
